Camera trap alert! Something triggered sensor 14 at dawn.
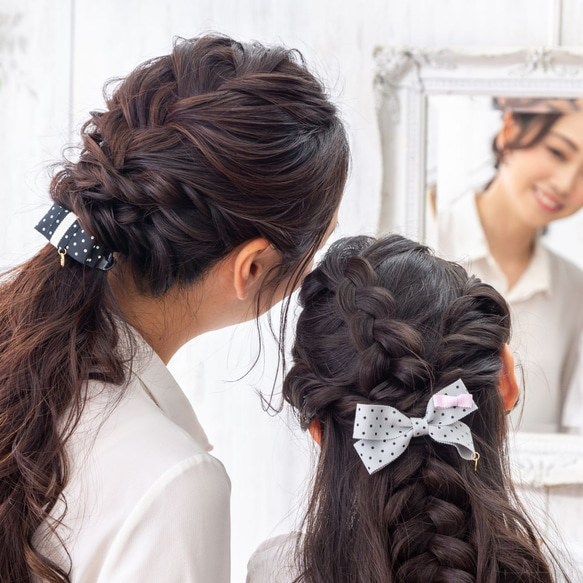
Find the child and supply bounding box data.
[248,234,565,583]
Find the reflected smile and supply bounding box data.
[533,186,564,213]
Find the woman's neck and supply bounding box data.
[107,257,247,365]
[107,264,206,365]
[110,283,197,365]
[476,179,538,289]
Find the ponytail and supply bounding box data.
[0,246,128,582]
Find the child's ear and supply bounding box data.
[308,419,322,446]
[499,344,519,411]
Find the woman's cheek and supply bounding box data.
[569,182,583,214]
[505,149,554,189]
[526,149,561,181]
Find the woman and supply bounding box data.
[437,98,583,433]
[0,34,349,582]
[247,235,566,582]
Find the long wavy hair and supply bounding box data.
[0,34,349,582]
[284,235,563,583]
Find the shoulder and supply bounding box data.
[77,374,208,481]
[436,192,481,261]
[65,378,232,581]
[57,337,233,581]
[544,246,583,305]
[72,372,229,520]
[546,247,583,282]
[247,533,301,583]
[146,450,231,505]
[95,453,231,582]
[114,452,231,534]
[440,191,477,220]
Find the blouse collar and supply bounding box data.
[126,324,213,452]
[445,192,552,303]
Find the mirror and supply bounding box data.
[374,47,583,487]
[426,94,583,435]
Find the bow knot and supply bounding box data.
[433,393,473,409]
[353,379,477,474]
[410,417,429,437]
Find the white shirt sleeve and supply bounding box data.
[95,453,231,583]
[247,534,300,583]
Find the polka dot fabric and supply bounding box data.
[352,379,478,475]
[35,204,115,271]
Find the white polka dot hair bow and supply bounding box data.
[353,379,478,475]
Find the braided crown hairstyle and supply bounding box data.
[284,235,560,583]
[0,35,348,583]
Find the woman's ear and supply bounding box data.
[499,344,519,411]
[308,419,322,446]
[496,112,521,153]
[232,238,279,300]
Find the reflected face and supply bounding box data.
[499,111,583,227]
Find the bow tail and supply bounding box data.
[430,420,475,460]
[353,432,412,475]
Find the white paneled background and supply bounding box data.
[1,0,582,580]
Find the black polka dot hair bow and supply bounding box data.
[353,380,478,475]
[35,203,115,271]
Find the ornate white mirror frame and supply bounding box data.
[374,47,583,487]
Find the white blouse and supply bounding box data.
[437,192,583,433]
[39,326,231,582]
[246,533,299,583]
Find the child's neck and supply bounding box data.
[476,181,538,290]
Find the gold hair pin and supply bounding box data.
[471,451,480,473]
[58,247,67,268]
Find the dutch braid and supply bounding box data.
[285,235,558,583]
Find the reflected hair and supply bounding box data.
[492,111,562,168]
[284,235,563,583]
[0,34,349,582]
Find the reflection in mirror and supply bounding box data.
[426,95,583,434]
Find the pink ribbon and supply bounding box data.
[433,393,474,409]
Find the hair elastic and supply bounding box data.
[35,204,115,271]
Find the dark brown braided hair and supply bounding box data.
[0,34,349,582]
[284,235,563,583]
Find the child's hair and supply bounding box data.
[0,34,349,583]
[284,235,559,583]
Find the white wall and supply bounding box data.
[1,1,581,580]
